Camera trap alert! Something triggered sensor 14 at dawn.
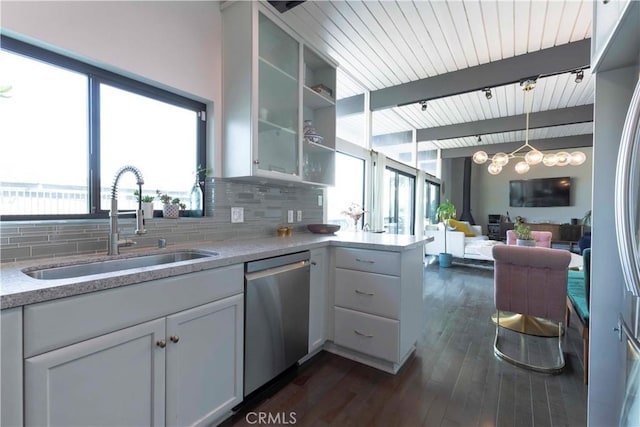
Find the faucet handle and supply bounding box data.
[135,209,146,235]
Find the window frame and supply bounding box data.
[1,36,207,221]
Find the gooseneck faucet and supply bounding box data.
[109,165,146,255]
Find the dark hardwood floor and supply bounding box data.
[225,258,588,426]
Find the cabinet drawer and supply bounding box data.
[334,247,400,276]
[334,268,400,319]
[334,307,399,363]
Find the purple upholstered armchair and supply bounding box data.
[492,244,571,373]
[506,230,553,247]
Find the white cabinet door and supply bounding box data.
[25,318,166,427]
[165,294,244,427]
[309,248,328,353]
[1,307,23,427]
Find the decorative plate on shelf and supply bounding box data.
[307,224,340,234]
[304,134,324,145]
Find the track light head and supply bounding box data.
[477,135,482,143]
[573,69,584,83]
[482,88,492,100]
[419,100,428,111]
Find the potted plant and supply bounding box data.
[156,190,186,219]
[134,190,155,219]
[514,219,535,246]
[436,199,456,267]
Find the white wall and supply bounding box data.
[1,0,223,172]
[470,147,593,230]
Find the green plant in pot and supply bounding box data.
[514,219,535,246]
[436,199,456,267]
[156,190,186,219]
[134,190,155,219]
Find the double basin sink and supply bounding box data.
[24,250,220,280]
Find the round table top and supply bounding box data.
[476,243,583,269]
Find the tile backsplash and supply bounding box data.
[1,179,324,262]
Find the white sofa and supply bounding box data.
[424,222,492,260]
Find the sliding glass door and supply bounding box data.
[384,167,415,235]
[425,180,440,226]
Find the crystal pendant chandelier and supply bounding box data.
[473,79,587,175]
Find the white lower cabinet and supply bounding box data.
[1,307,23,427]
[25,318,167,427]
[166,295,243,427]
[23,265,244,427]
[308,248,328,353]
[330,246,423,373]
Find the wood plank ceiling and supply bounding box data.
[277,0,594,155]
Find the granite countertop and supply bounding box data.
[1,232,432,309]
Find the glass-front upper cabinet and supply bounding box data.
[222,2,335,185]
[257,13,299,176]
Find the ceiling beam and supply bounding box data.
[440,134,593,159]
[416,104,593,142]
[370,39,591,111]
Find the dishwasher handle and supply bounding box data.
[245,260,309,281]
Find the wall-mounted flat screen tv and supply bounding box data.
[509,177,571,207]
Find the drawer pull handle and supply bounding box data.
[354,329,373,338]
[355,258,375,264]
[156,339,166,348]
[170,335,180,343]
[355,289,374,296]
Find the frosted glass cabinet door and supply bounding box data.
[257,12,299,176]
[25,318,166,427]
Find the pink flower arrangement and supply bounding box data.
[341,203,366,226]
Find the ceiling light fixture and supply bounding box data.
[573,69,584,83]
[483,88,492,100]
[477,135,482,143]
[420,100,428,111]
[472,79,587,175]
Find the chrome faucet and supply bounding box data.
[109,165,146,255]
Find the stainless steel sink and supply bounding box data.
[24,251,220,280]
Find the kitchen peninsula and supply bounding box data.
[1,232,430,427]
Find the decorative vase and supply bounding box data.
[517,239,536,247]
[162,204,180,219]
[189,183,203,217]
[303,119,324,144]
[142,202,154,220]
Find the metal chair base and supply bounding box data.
[493,311,565,374]
[491,311,561,337]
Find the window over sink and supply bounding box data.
[0,36,206,219]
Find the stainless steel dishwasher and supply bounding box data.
[244,251,310,397]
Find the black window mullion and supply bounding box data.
[196,110,207,215]
[89,76,101,214]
